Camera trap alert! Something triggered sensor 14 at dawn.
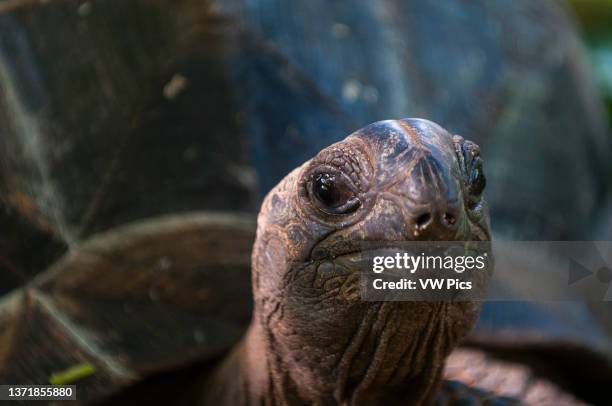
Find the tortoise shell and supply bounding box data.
[0,213,254,402]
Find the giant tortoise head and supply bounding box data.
[249,118,490,404]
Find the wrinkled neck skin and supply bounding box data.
[204,280,475,406]
[233,304,462,406]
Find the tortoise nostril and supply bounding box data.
[443,212,456,226]
[415,213,432,229]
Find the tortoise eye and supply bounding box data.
[310,172,360,215]
[453,135,486,208]
[314,174,340,206]
[468,158,486,197]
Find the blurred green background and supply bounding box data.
[570,0,612,127]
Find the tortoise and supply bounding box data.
[1,118,609,406]
[0,0,611,405]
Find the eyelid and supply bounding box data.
[315,196,361,216]
[333,196,361,214]
[309,166,359,193]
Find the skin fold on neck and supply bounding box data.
[201,302,465,406]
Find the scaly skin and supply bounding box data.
[201,118,491,405]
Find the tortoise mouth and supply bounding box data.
[309,229,488,283]
[310,232,484,263]
[310,238,364,262]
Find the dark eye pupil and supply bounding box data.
[309,171,361,215]
[315,174,340,207]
